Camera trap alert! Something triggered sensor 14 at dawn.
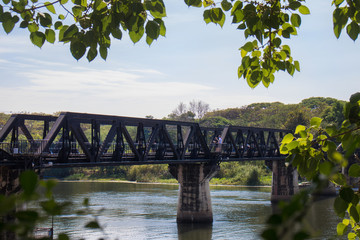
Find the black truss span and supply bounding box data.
[0,112,291,168]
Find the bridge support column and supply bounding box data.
[271,160,299,202]
[0,166,23,240]
[0,166,22,195]
[169,163,219,223]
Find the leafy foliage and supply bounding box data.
[185,0,307,87]
[203,97,345,130]
[263,92,360,239]
[0,0,167,61]
[0,170,105,239]
[1,0,359,88]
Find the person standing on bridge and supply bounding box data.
[218,135,222,144]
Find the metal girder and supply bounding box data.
[0,112,291,167]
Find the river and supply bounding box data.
[45,181,342,240]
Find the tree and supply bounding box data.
[168,100,210,121]
[283,107,310,130]
[199,115,233,127]
[171,102,187,117]
[263,92,360,240]
[189,100,210,119]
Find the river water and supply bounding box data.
[46,181,342,240]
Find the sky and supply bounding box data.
[0,1,359,119]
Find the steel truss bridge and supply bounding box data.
[0,112,291,169]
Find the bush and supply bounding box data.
[127,165,172,182]
[213,161,271,186]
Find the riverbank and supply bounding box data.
[43,161,273,186]
[58,178,273,188]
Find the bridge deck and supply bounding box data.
[0,112,290,168]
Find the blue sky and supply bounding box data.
[0,1,359,118]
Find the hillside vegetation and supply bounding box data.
[1,97,345,185]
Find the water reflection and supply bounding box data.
[45,182,342,239]
[177,223,212,240]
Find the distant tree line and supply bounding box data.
[166,97,345,131]
[0,97,345,185]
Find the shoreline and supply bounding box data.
[58,179,272,188]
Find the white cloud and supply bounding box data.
[19,68,213,97]
[0,67,215,118]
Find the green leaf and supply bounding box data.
[19,21,28,28]
[94,0,107,10]
[350,92,360,104]
[28,23,39,32]
[288,1,301,10]
[348,232,357,240]
[146,35,153,45]
[203,9,211,24]
[286,63,295,76]
[334,0,345,7]
[350,205,360,222]
[129,27,144,43]
[329,151,347,167]
[310,117,322,128]
[286,140,299,151]
[331,172,347,186]
[45,29,55,43]
[2,18,15,33]
[221,0,232,11]
[319,161,334,176]
[86,47,97,62]
[70,41,86,60]
[333,7,349,38]
[298,5,310,15]
[340,187,354,203]
[39,12,52,27]
[294,60,300,71]
[30,31,46,48]
[153,18,166,37]
[145,20,160,40]
[282,133,294,144]
[337,222,348,235]
[290,13,301,27]
[241,41,254,52]
[184,0,202,7]
[355,11,360,23]
[346,21,360,41]
[45,1,56,14]
[99,45,107,60]
[349,164,360,177]
[72,5,82,18]
[148,0,166,18]
[62,24,78,40]
[54,21,62,30]
[111,27,122,40]
[20,170,38,196]
[334,196,348,218]
[210,7,225,27]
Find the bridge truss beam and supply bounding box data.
[0,112,291,168]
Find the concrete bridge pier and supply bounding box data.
[169,163,220,223]
[271,160,299,202]
[0,166,22,196]
[0,166,23,240]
